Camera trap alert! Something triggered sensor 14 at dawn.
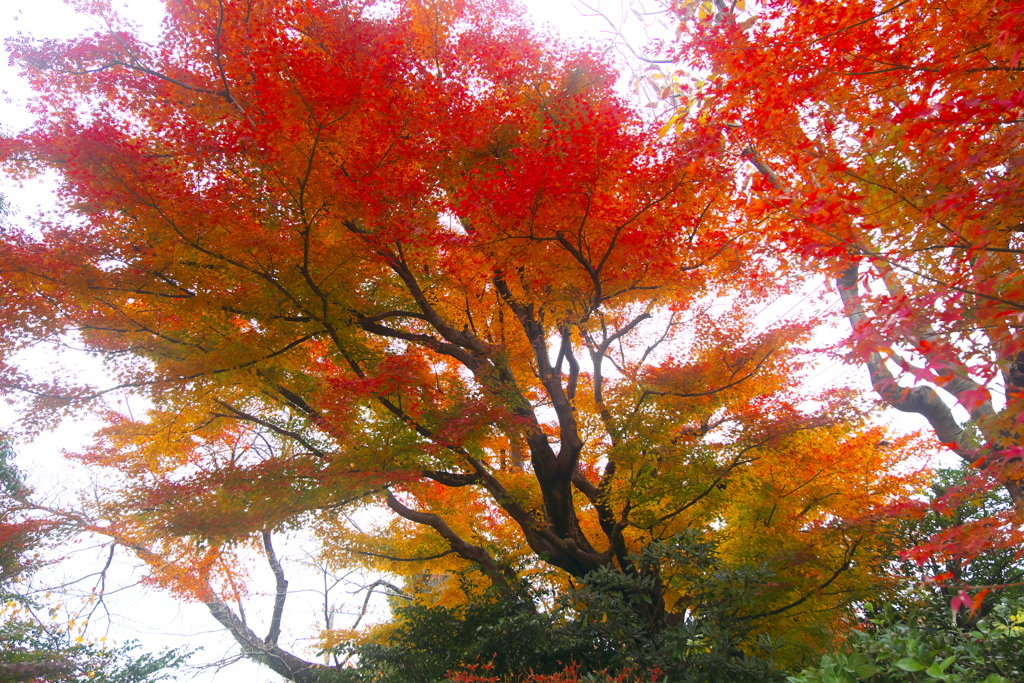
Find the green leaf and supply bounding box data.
[854,663,881,678]
[932,655,956,674]
[895,658,927,672]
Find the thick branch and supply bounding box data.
[275,384,326,424]
[353,314,483,372]
[204,597,322,683]
[378,244,493,357]
[837,265,971,454]
[492,273,583,479]
[383,488,514,592]
[262,531,288,646]
[355,549,456,563]
[422,470,480,487]
[838,265,1024,506]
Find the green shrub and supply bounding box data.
[788,593,1024,683]
[324,533,785,683]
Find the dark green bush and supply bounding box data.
[324,533,785,683]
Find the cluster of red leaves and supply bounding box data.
[671,0,1024,570]
[0,517,55,583]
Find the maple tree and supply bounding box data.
[0,0,924,679]
[667,0,1024,561]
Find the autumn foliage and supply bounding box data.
[666,0,1024,569]
[0,0,963,679]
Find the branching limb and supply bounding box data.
[738,535,864,621]
[350,579,409,632]
[837,266,972,453]
[871,262,997,424]
[204,596,322,683]
[837,265,1024,506]
[377,243,492,358]
[341,354,591,571]
[382,488,515,592]
[262,531,288,647]
[492,273,584,479]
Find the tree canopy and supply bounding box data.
[1,0,1005,680]
[669,0,1024,558]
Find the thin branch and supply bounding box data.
[212,400,328,459]
[739,536,863,620]
[350,579,409,632]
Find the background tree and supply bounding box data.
[0,0,924,678]
[668,0,1024,557]
[0,434,189,683]
[788,467,1024,683]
